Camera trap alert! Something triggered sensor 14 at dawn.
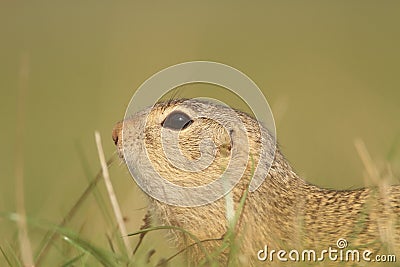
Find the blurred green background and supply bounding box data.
[1,1,399,265]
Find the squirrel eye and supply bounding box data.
[162,111,193,130]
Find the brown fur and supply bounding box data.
[113,99,400,266]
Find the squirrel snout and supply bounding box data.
[112,121,123,146]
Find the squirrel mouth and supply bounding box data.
[115,147,124,159]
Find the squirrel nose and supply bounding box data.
[112,121,123,146]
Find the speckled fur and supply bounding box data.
[113,99,400,266]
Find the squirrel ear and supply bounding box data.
[219,143,231,157]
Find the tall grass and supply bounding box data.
[1,133,398,266]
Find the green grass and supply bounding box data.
[0,150,252,267]
[3,143,397,267]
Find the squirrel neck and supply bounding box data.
[247,149,314,247]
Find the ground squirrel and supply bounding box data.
[112,98,400,266]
